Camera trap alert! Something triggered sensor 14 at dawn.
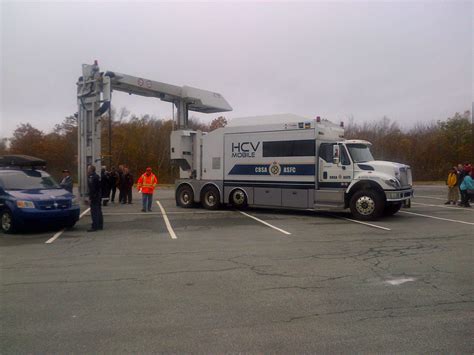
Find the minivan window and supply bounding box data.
[0,170,60,190]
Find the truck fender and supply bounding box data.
[345,179,385,207]
[175,182,197,202]
[200,183,223,202]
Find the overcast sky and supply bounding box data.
[1,1,472,138]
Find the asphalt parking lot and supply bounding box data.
[1,185,473,353]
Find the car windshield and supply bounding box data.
[0,170,60,190]
[346,143,374,163]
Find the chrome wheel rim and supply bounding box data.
[181,191,190,205]
[233,190,245,205]
[1,213,11,231]
[206,192,217,206]
[356,196,375,216]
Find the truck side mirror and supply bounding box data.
[332,145,340,165]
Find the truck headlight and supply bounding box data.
[72,197,79,206]
[385,178,401,188]
[16,200,35,209]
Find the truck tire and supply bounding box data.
[176,185,194,208]
[201,186,221,210]
[349,190,384,221]
[383,202,402,216]
[1,210,15,234]
[230,189,248,209]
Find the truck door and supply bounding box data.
[315,143,353,206]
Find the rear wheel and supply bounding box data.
[201,186,221,210]
[230,189,248,208]
[1,210,15,234]
[349,190,384,221]
[383,202,402,216]
[176,185,194,208]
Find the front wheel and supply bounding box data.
[1,210,15,234]
[383,202,402,216]
[201,186,221,210]
[176,185,195,208]
[349,190,384,221]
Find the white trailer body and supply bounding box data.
[171,114,413,220]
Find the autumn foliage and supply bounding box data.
[2,109,472,183]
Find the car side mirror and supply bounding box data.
[332,145,340,165]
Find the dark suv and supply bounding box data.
[0,155,80,233]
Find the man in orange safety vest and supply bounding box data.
[137,167,158,212]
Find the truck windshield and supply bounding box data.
[346,144,374,163]
[0,170,60,190]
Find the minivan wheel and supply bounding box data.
[1,210,15,234]
[202,186,221,210]
[349,190,384,221]
[176,185,195,208]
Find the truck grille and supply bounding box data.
[35,199,71,210]
[399,167,412,187]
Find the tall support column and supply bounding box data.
[77,63,102,197]
[175,99,188,129]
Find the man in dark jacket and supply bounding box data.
[101,167,110,206]
[117,165,125,203]
[123,167,134,204]
[109,167,118,203]
[87,165,103,232]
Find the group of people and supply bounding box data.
[446,162,474,208]
[100,165,134,206]
[86,165,159,232]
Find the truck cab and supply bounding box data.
[316,139,413,219]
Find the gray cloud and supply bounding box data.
[1,1,472,138]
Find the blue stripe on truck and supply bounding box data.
[228,164,315,176]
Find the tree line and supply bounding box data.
[1,109,472,183]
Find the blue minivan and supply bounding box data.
[0,155,80,233]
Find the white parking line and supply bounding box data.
[412,202,474,212]
[399,211,474,225]
[238,211,291,235]
[45,229,66,244]
[156,201,178,239]
[45,207,91,244]
[332,215,391,231]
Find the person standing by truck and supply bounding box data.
[137,167,158,212]
[445,167,458,205]
[123,167,134,204]
[87,165,103,232]
[101,166,111,206]
[117,164,125,203]
[459,167,473,208]
[109,167,118,203]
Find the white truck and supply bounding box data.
[170,114,413,220]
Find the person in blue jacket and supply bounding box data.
[459,167,474,208]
